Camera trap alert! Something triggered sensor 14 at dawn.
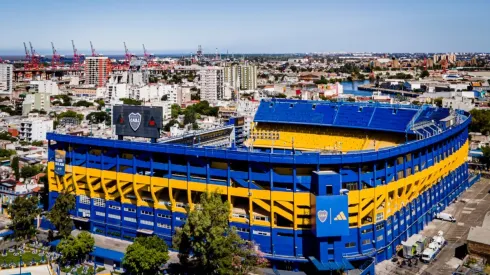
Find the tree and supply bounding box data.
[31,140,44,146]
[86,111,110,124]
[121,98,142,105]
[11,156,19,180]
[0,131,16,142]
[469,109,490,134]
[57,231,94,264]
[171,104,181,119]
[184,108,196,125]
[47,193,75,238]
[73,100,94,107]
[275,93,287,98]
[164,119,179,132]
[21,165,41,179]
[95,99,105,111]
[123,236,169,275]
[173,192,266,274]
[420,70,430,78]
[161,94,168,101]
[9,196,41,240]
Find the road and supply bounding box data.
[376,177,490,275]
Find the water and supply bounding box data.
[341,80,373,97]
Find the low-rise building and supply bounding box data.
[22,92,51,115]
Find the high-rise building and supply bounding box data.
[239,65,257,90]
[200,67,224,103]
[85,57,111,87]
[224,65,258,91]
[224,66,240,90]
[0,64,13,96]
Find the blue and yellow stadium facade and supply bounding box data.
[46,100,476,273]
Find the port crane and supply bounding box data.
[71,40,83,70]
[51,42,63,68]
[23,42,32,70]
[90,41,98,57]
[29,42,42,70]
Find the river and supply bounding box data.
[341,80,372,96]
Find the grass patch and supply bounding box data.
[61,265,105,275]
[0,251,43,265]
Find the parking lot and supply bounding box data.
[376,177,490,275]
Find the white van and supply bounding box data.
[436,212,456,222]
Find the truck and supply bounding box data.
[421,231,445,263]
[401,234,429,258]
[436,212,456,222]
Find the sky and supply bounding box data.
[0,0,489,55]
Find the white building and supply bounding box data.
[237,99,260,137]
[29,80,60,95]
[106,83,129,100]
[19,119,54,142]
[200,67,224,103]
[0,64,13,96]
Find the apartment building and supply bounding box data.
[0,64,13,96]
[85,57,111,87]
[200,67,224,103]
[224,65,257,91]
[19,119,54,142]
[29,80,60,95]
[22,92,51,115]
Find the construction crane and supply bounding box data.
[51,42,63,68]
[71,40,83,70]
[90,41,98,57]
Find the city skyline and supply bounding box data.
[1,0,490,55]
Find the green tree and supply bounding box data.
[31,141,44,146]
[171,104,181,119]
[184,108,196,125]
[275,93,287,98]
[21,165,41,179]
[47,193,75,238]
[11,156,19,180]
[57,231,95,264]
[73,100,94,107]
[95,99,105,111]
[86,111,110,124]
[173,192,266,274]
[9,196,41,240]
[469,109,490,134]
[0,149,15,158]
[121,98,142,105]
[164,119,180,132]
[0,131,16,142]
[123,236,169,275]
[420,70,430,78]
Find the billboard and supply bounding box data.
[113,105,163,139]
[54,150,66,176]
[311,195,349,237]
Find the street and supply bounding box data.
[376,177,490,275]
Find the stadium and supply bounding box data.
[46,99,477,273]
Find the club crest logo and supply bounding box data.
[129,113,142,131]
[317,210,328,223]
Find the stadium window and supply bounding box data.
[362,239,371,245]
[345,242,356,248]
[326,185,333,195]
[376,223,384,231]
[342,182,358,191]
[361,228,373,234]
